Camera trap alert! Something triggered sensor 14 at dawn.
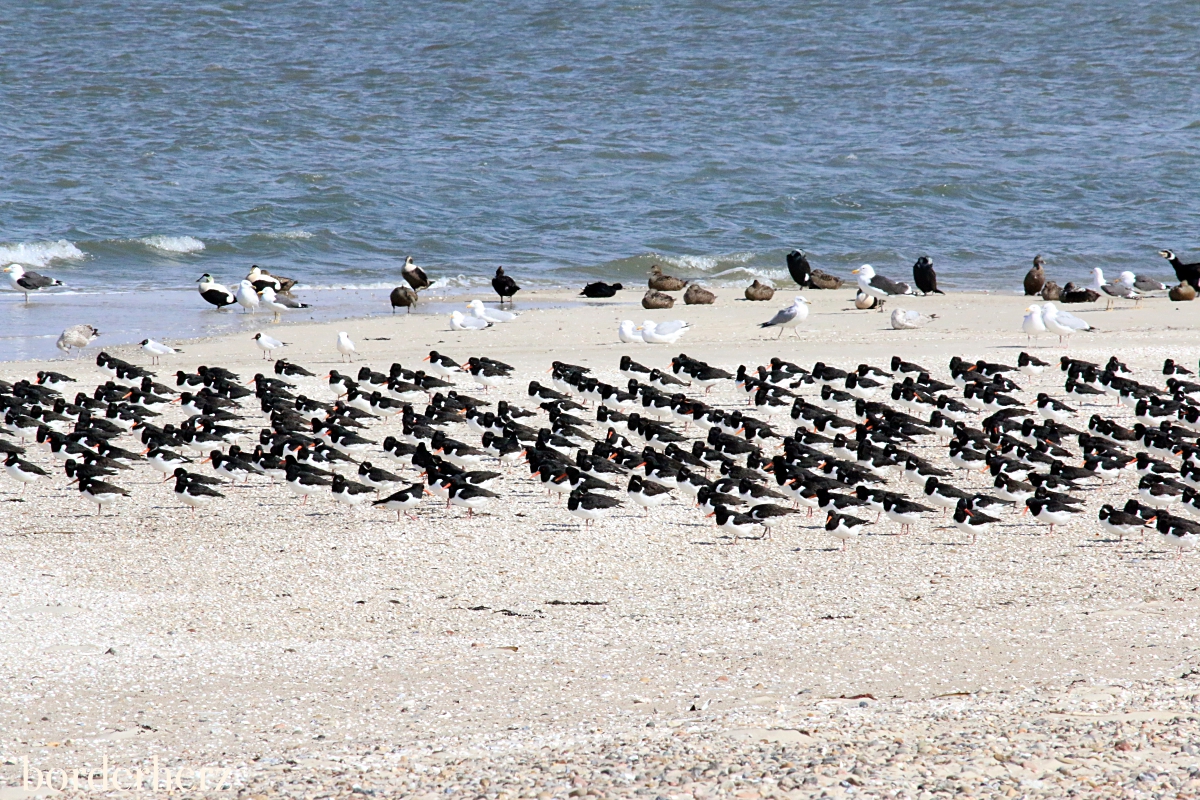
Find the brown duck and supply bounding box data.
[390,286,418,313]
[648,265,688,292]
[1060,282,1099,304]
[1040,281,1062,301]
[744,280,775,301]
[808,269,843,290]
[642,288,675,309]
[683,284,716,305]
[1170,281,1196,302]
[1024,255,1046,296]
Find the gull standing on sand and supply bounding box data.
[4,263,64,303]
[852,264,912,311]
[889,308,935,330]
[450,310,492,331]
[1022,303,1047,342]
[140,338,180,365]
[618,320,644,343]
[253,332,286,359]
[1041,302,1092,346]
[468,299,518,322]
[56,324,101,357]
[641,320,690,344]
[234,280,260,313]
[759,296,809,339]
[336,331,357,362]
[1090,267,1138,310]
[260,286,311,323]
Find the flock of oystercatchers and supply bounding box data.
[4,345,1200,559]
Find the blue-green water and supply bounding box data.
[2,0,1198,358]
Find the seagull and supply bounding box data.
[1040,302,1092,347]
[336,331,357,362]
[1123,271,1166,293]
[889,308,935,330]
[468,299,518,323]
[450,310,491,331]
[618,320,644,343]
[140,339,180,365]
[196,274,236,309]
[402,256,431,291]
[852,264,912,311]
[252,332,286,360]
[759,296,809,339]
[56,325,101,358]
[641,320,690,344]
[1091,267,1139,310]
[260,286,311,323]
[4,263,63,303]
[1022,304,1047,342]
[234,280,260,313]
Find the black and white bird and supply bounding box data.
[707,505,761,543]
[402,256,432,291]
[140,339,180,365]
[331,473,375,507]
[825,512,867,550]
[567,489,621,527]
[76,476,130,515]
[627,473,673,512]
[1097,503,1148,541]
[952,500,999,544]
[260,286,310,323]
[5,263,63,302]
[911,256,943,295]
[252,332,286,360]
[172,473,225,512]
[1023,497,1080,533]
[852,264,912,310]
[373,482,427,521]
[5,451,50,491]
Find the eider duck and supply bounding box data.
[1040,281,1061,301]
[683,284,716,305]
[785,250,811,286]
[1024,255,1046,296]
[912,256,943,295]
[196,273,237,309]
[1160,250,1200,291]
[390,285,418,313]
[581,281,622,298]
[492,266,520,305]
[744,280,775,301]
[642,289,675,309]
[402,256,431,291]
[648,265,687,292]
[1170,281,1196,302]
[808,269,844,289]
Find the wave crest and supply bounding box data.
[139,235,206,253]
[0,239,86,268]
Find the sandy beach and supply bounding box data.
[5,287,1200,798]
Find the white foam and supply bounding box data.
[655,251,757,273]
[271,230,314,240]
[139,235,206,253]
[0,239,86,268]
